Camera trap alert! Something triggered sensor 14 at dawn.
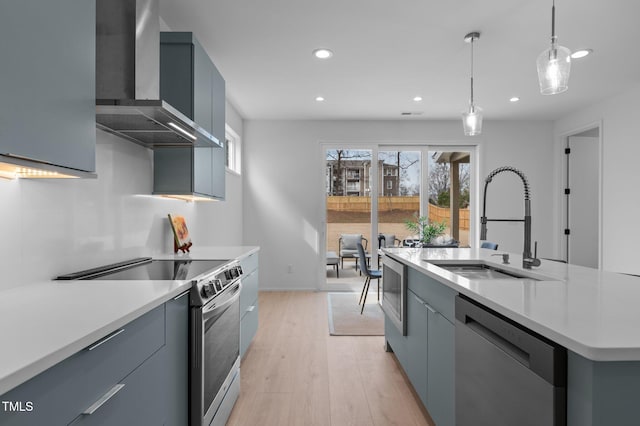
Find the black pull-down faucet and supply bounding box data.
[480,166,541,269]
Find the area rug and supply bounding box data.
[327,292,384,336]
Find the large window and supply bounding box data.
[323,144,476,291]
[325,149,372,286]
[378,149,421,248]
[428,151,471,247]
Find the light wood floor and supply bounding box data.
[227,291,433,426]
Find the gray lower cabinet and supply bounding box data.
[240,252,259,358]
[567,351,640,426]
[406,290,428,403]
[68,349,167,425]
[165,291,190,426]
[426,308,455,426]
[384,266,455,426]
[0,297,189,426]
[0,0,96,173]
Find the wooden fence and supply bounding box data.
[429,204,470,230]
[326,196,469,230]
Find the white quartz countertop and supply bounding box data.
[383,247,640,362]
[0,246,258,396]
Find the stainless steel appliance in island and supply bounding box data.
[381,255,407,336]
[57,257,244,426]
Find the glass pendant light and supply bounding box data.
[537,0,571,95]
[462,32,482,136]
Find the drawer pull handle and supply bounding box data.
[87,328,125,351]
[246,305,255,312]
[173,291,189,300]
[423,302,437,314]
[412,293,438,314]
[82,384,125,415]
[412,293,426,305]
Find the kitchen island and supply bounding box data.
[383,247,640,426]
[0,246,258,425]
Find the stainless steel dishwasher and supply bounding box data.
[455,295,567,426]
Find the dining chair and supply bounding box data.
[339,234,368,268]
[481,241,499,250]
[357,242,382,314]
[378,233,401,248]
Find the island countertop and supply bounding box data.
[383,247,640,362]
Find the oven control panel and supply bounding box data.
[191,262,243,306]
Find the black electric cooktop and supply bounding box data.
[56,258,230,281]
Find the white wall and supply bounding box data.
[243,119,554,290]
[555,83,640,274]
[0,102,244,291]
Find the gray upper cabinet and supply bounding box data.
[211,59,226,151]
[0,0,96,174]
[157,32,226,200]
[160,32,225,144]
[154,145,224,200]
[193,40,214,135]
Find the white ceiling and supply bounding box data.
[159,0,640,121]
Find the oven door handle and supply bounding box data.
[202,281,242,317]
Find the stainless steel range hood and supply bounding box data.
[96,0,221,148]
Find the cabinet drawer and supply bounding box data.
[240,270,259,317]
[68,348,167,426]
[240,252,258,275]
[240,302,258,359]
[408,267,456,323]
[0,305,165,426]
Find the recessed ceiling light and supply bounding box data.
[413,96,423,102]
[315,96,325,102]
[571,49,593,59]
[509,97,520,103]
[312,48,333,59]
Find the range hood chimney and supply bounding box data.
[95,0,220,148]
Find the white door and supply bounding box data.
[567,134,599,268]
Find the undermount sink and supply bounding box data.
[430,262,549,281]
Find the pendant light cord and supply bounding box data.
[551,0,556,41]
[470,36,474,106]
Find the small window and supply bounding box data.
[386,180,393,190]
[384,167,398,176]
[225,125,241,174]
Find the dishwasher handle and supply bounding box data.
[466,319,531,367]
[455,295,566,387]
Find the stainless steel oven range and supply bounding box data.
[57,257,244,426]
[189,260,243,426]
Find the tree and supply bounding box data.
[379,151,420,196]
[429,162,450,203]
[429,160,470,207]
